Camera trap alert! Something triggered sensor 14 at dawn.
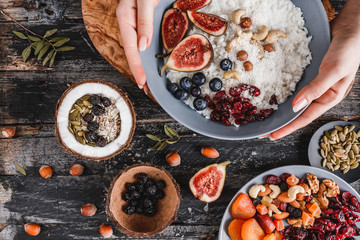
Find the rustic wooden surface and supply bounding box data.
[0,0,359,239]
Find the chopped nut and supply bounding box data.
[224,70,241,80]
[287,218,302,228]
[236,28,253,40]
[323,179,340,197]
[307,173,320,194]
[318,183,329,209]
[225,37,241,52]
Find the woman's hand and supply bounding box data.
[270,0,360,140]
[116,0,159,91]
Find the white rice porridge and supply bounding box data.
[166,0,312,126]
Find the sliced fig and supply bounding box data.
[188,11,227,36]
[189,161,231,203]
[161,34,213,75]
[162,8,189,54]
[173,0,211,11]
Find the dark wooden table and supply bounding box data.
[0,0,359,239]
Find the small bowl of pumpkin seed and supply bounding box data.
[308,121,360,183]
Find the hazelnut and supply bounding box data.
[166,152,181,166]
[201,147,219,158]
[2,127,16,138]
[99,224,113,238]
[264,44,275,52]
[81,203,97,216]
[70,164,84,176]
[237,50,248,61]
[243,61,253,71]
[39,165,53,179]
[24,223,41,236]
[240,17,252,28]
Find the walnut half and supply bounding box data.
[323,179,340,197]
[307,173,320,194]
[287,218,302,228]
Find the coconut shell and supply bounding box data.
[55,79,136,161]
[106,163,181,237]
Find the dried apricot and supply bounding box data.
[228,219,245,240]
[286,174,299,186]
[241,218,265,240]
[273,219,284,231]
[263,233,276,240]
[256,204,268,215]
[231,193,256,219]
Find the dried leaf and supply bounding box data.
[164,125,173,139]
[37,43,50,60]
[22,46,31,62]
[151,141,162,150]
[28,35,41,42]
[166,140,178,144]
[43,49,54,66]
[53,38,70,47]
[12,31,27,39]
[49,37,67,43]
[49,52,57,67]
[44,28,58,38]
[57,46,75,52]
[14,163,26,176]
[157,141,167,150]
[34,40,44,55]
[146,134,160,141]
[166,125,179,138]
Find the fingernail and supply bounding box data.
[138,84,143,90]
[269,136,276,141]
[293,98,308,113]
[138,36,147,52]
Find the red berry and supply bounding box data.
[249,86,261,96]
[269,94,278,105]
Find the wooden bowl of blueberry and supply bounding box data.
[106,163,181,237]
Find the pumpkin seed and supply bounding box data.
[88,142,96,147]
[77,131,84,137]
[320,149,327,158]
[352,144,359,154]
[348,125,355,132]
[351,162,359,169]
[70,120,81,126]
[72,125,82,131]
[68,126,74,134]
[334,125,343,131]
[83,100,92,106]
[322,159,327,167]
[333,164,340,170]
[74,104,82,111]
[330,129,338,136]
[80,94,91,101]
[83,107,90,115]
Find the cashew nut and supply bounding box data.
[225,37,241,52]
[224,70,241,80]
[318,183,329,208]
[261,195,273,207]
[232,9,246,25]
[265,30,287,44]
[287,185,305,201]
[249,184,266,199]
[252,25,269,41]
[268,204,281,217]
[269,185,281,199]
[250,40,264,59]
[236,28,253,40]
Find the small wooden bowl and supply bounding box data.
[106,163,181,237]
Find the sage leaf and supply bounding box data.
[34,40,44,55]
[14,163,26,176]
[44,28,58,38]
[37,43,50,60]
[43,49,54,66]
[22,46,31,62]
[49,37,67,43]
[28,35,41,42]
[157,141,167,150]
[164,126,173,139]
[151,141,162,150]
[49,52,57,67]
[146,134,160,141]
[12,31,27,39]
[166,126,179,138]
[53,38,70,47]
[57,46,75,52]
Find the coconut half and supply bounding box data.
[55,79,136,161]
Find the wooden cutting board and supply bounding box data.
[81,0,335,99]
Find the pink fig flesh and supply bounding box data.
[173,0,211,11]
[188,11,227,36]
[162,8,189,54]
[161,34,213,75]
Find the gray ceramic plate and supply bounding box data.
[140,0,330,140]
[308,121,360,183]
[218,165,360,239]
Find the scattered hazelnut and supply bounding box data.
[237,50,248,61]
[243,61,253,71]
[264,44,275,52]
[166,152,181,166]
[240,17,252,28]
[99,224,113,238]
[2,127,16,138]
[81,203,97,216]
[39,165,53,179]
[70,164,84,176]
[201,147,219,158]
[24,223,41,236]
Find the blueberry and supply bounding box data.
[190,86,201,97]
[167,82,179,94]
[89,95,101,105]
[144,207,156,217]
[122,192,132,202]
[179,77,193,90]
[123,205,136,215]
[220,59,232,71]
[130,199,138,206]
[83,113,94,122]
[154,191,165,199]
[174,90,189,101]
[291,208,302,218]
[143,198,155,208]
[92,105,105,116]
[146,185,158,196]
[192,72,206,86]
[155,180,166,189]
[137,173,149,185]
[101,97,111,107]
[131,191,141,199]
[125,182,136,192]
[87,121,99,131]
[95,136,106,147]
[193,97,207,111]
[85,131,98,142]
[209,78,222,92]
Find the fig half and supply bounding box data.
[188,11,227,36]
[162,8,189,54]
[189,161,231,203]
[160,34,213,75]
[173,0,211,11]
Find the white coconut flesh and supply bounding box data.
[57,82,134,158]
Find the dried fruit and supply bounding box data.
[228,219,245,240]
[232,193,256,219]
[99,224,113,238]
[188,11,227,36]
[81,203,97,216]
[2,127,16,138]
[70,164,84,176]
[39,165,53,179]
[24,223,41,236]
[241,218,265,240]
[161,34,213,75]
[189,161,230,202]
[173,0,211,11]
[201,146,219,158]
[161,8,189,53]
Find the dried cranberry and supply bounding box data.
[305,195,314,203]
[216,99,231,112]
[266,175,281,185]
[240,84,250,91]
[269,94,278,105]
[231,101,242,113]
[210,111,221,122]
[242,97,250,102]
[350,196,360,208]
[229,86,242,97]
[249,86,261,97]
[260,108,274,118]
[255,114,265,121]
[213,90,227,102]
[244,114,255,122]
[222,118,230,126]
[279,201,287,211]
[232,113,244,119]
[235,119,247,125]
[281,173,292,182]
